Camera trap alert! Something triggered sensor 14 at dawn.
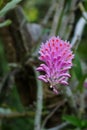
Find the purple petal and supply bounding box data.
[59,73,71,78]
[59,81,68,85]
[53,87,59,95]
[38,75,48,82]
[36,67,44,71]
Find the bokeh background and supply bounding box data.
[0,0,87,130]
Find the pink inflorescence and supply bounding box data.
[36,36,74,94]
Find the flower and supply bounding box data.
[36,36,74,94]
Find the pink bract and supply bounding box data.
[36,36,74,94]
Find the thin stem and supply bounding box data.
[64,86,77,113]
[34,67,43,130]
[46,122,70,130]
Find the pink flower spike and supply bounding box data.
[36,36,74,94]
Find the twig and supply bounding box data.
[34,68,43,130]
[41,99,66,130]
[0,111,34,119]
[46,122,70,130]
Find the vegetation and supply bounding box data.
[0,0,87,130]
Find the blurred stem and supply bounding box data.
[45,122,70,130]
[71,12,87,50]
[0,38,9,76]
[58,0,76,39]
[64,86,77,113]
[41,0,56,26]
[34,67,43,130]
[0,111,35,119]
[0,19,11,28]
[50,0,64,36]
[78,2,85,12]
[0,0,11,9]
[78,90,85,118]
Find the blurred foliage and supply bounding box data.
[76,74,87,92]
[2,118,34,130]
[73,53,83,81]
[83,0,87,11]
[78,28,87,61]
[63,115,87,129]
[0,19,11,28]
[0,0,22,27]
[0,0,11,9]
[0,0,22,17]
[23,0,51,22]
[24,7,39,22]
[2,87,34,130]
[0,38,9,76]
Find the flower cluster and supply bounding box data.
[36,36,74,94]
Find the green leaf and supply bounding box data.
[73,53,83,81]
[76,74,87,92]
[63,115,87,129]
[0,0,22,17]
[0,19,11,27]
[62,115,82,128]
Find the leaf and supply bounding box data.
[62,115,82,128]
[63,115,87,128]
[0,19,11,27]
[73,53,83,81]
[76,74,87,92]
[0,0,22,17]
